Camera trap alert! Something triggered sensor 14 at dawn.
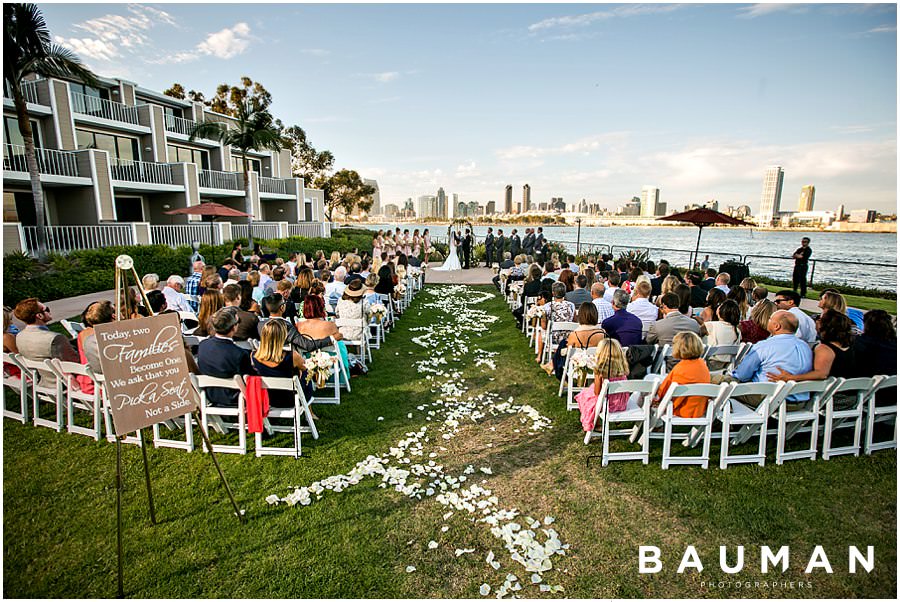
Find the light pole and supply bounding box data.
[575,217,582,257]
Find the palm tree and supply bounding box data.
[4,3,98,258]
[188,98,282,250]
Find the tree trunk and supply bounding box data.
[12,85,48,259]
[242,154,254,250]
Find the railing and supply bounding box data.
[286,223,327,238]
[164,114,197,136]
[258,176,287,195]
[110,159,174,185]
[199,169,242,190]
[69,90,140,125]
[3,143,80,177]
[19,80,41,104]
[23,224,134,255]
[150,224,218,247]
[232,222,282,240]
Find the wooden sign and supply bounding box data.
[95,312,199,436]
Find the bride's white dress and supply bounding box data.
[434,236,462,271]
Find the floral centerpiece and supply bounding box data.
[569,349,597,387]
[368,303,387,323]
[305,351,338,389]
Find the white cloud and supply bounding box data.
[865,24,897,34]
[299,48,331,57]
[455,161,480,178]
[736,4,803,19]
[197,23,252,59]
[373,71,400,83]
[528,4,681,32]
[54,36,120,62]
[496,133,628,160]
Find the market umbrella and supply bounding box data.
[164,201,251,245]
[656,208,753,270]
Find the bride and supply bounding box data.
[434,227,462,271]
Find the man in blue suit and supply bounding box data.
[197,308,253,407]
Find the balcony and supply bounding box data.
[165,114,198,136]
[259,176,287,195]
[199,169,242,191]
[110,158,174,185]
[3,143,80,178]
[69,90,140,125]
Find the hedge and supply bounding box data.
[3,227,378,307]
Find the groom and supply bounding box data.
[462,229,472,269]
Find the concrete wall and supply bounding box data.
[50,80,75,150]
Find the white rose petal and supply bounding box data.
[479,584,491,596]
[406,565,416,573]
[428,540,438,549]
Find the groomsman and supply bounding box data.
[523,228,535,257]
[494,229,506,266]
[462,229,473,269]
[509,229,521,257]
[533,227,545,262]
[484,228,495,268]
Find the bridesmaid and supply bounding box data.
[402,229,412,256]
[422,229,432,266]
[385,232,396,260]
[372,232,382,260]
[412,229,421,259]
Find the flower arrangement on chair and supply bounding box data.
[305,351,338,389]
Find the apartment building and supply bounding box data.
[3,73,327,254]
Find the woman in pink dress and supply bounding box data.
[372,232,382,260]
[412,229,421,258]
[575,338,630,433]
[402,229,412,256]
[422,229,432,265]
[385,233,396,259]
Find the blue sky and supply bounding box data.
[41,2,897,213]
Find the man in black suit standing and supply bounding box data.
[533,227,545,262]
[509,228,522,257]
[196,308,254,407]
[523,228,535,257]
[791,237,812,298]
[484,227,495,268]
[494,229,506,266]
[462,229,473,269]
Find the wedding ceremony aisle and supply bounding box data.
[3,285,896,598]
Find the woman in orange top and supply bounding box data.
[654,332,711,418]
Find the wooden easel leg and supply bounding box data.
[193,411,245,522]
[138,429,157,524]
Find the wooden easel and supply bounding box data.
[112,255,244,598]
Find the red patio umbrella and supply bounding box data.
[656,208,753,270]
[164,202,251,244]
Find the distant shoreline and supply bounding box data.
[343,221,896,234]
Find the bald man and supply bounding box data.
[730,310,813,402]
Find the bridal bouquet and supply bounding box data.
[305,351,338,389]
[569,350,597,387]
[368,303,387,322]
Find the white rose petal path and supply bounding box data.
[267,285,569,596]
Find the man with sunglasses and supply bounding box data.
[13,298,79,386]
[772,289,817,345]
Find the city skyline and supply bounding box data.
[40,3,898,212]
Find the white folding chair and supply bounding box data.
[60,319,85,339]
[559,347,598,410]
[650,344,672,376]
[308,345,344,404]
[774,379,838,464]
[49,359,103,440]
[542,320,578,365]
[522,296,538,335]
[335,317,370,365]
[702,343,745,377]
[821,377,879,460]
[191,374,247,455]
[3,353,29,423]
[237,375,318,458]
[18,357,64,431]
[716,381,790,469]
[378,293,395,332]
[653,382,733,469]
[585,377,660,466]
[865,375,896,454]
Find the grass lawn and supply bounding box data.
[3,284,896,598]
[802,289,896,314]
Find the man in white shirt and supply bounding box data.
[715,272,731,294]
[224,268,241,287]
[602,271,620,304]
[325,266,347,306]
[626,281,659,330]
[590,282,615,324]
[773,289,817,344]
[161,275,192,313]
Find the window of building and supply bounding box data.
[69,83,109,100]
[114,196,144,222]
[166,144,210,169]
[231,155,261,174]
[4,116,42,149]
[75,128,140,162]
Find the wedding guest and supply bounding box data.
[260,294,337,352]
[740,299,775,344]
[194,290,224,337]
[551,302,605,379]
[652,332,712,418]
[364,273,381,304]
[565,274,592,308]
[767,309,856,384]
[335,280,367,341]
[645,293,700,346]
[602,271,621,303]
[714,272,731,294]
[513,264,543,327]
[772,289,817,344]
[238,280,259,315]
[726,285,750,320]
[3,306,18,356]
[162,275,191,313]
[374,265,395,296]
[626,281,659,330]
[601,289,643,347]
[751,285,769,306]
[184,260,205,311]
[252,318,313,407]
[13,298,79,388]
[698,288,727,324]
[591,282,615,324]
[575,338,630,432]
[222,283,259,341]
[852,309,896,378]
[326,266,348,307]
[196,308,253,408]
[75,300,115,392]
[142,273,160,293]
[538,282,576,370]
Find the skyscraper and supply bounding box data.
[363,179,380,215]
[486,200,496,215]
[417,195,436,218]
[436,187,447,219]
[522,184,531,213]
[640,186,660,217]
[451,193,459,220]
[798,185,815,212]
[759,166,784,226]
[504,185,513,214]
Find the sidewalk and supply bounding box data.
[11,289,117,330]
